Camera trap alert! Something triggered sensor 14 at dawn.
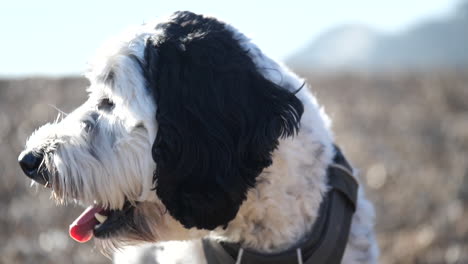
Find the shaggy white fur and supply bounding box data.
[21,12,378,264]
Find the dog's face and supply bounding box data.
[18,11,303,248]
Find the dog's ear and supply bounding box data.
[143,12,303,230]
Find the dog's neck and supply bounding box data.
[214,139,331,252]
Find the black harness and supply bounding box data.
[202,146,358,264]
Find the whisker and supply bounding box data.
[48,104,69,117]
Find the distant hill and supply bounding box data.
[287,3,468,71]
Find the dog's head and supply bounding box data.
[18,11,303,248]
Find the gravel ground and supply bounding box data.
[1,71,467,263]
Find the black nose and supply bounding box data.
[18,151,48,186]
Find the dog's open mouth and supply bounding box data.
[69,201,134,243]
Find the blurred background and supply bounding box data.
[1,0,467,263]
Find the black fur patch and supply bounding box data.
[143,11,304,230]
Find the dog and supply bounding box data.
[18,11,378,264]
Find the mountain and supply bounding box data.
[287,3,468,71]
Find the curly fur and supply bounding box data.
[145,12,303,230]
[19,11,378,263]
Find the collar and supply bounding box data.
[202,145,358,264]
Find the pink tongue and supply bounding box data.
[69,206,106,243]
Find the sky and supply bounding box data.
[0,0,459,76]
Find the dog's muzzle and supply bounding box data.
[18,150,50,186]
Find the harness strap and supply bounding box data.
[304,157,357,264]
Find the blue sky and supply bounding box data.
[0,0,458,76]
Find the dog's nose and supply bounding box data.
[18,151,48,186]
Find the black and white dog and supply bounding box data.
[19,11,378,264]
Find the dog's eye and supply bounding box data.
[98,98,115,111]
[81,120,94,133]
